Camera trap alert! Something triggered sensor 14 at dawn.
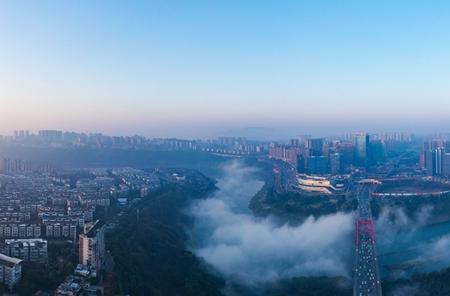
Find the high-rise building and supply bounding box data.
[425,150,434,175]
[79,220,105,272]
[38,130,63,142]
[369,140,386,164]
[354,134,370,167]
[307,138,324,157]
[445,141,450,152]
[330,153,344,175]
[268,146,300,170]
[297,154,306,173]
[443,153,450,176]
[289,138,300,147]
[307,156,328,175]
[425,148,444,176]
[419,151,426,169]
[336,142,354,166]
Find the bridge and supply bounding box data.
[353,185,383,296]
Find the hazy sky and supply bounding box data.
[1,1,450,138]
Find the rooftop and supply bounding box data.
[0,253,22,267]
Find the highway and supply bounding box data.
[353,184,383,296]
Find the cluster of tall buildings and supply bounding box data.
[0,158,32,174]
[1,130,268,156]
[9,129,155,149]
[269,133,387,175]
[0,157,55,174]
[421,140,450,176]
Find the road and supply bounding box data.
[353,184,383,296]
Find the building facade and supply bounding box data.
[0,253,22,290]
[354,134,370,167]
[79,220,105,272]
[1,239,48,264]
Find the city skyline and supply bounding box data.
[0,128,425,142]
[2,1,450,138]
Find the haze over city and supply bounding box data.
[4,1,450,296]
[2,1,450,138]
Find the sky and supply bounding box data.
[1,1,450,138]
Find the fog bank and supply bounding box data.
[189,160,354,283]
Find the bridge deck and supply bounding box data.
[353,185,382,296]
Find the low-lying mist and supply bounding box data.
[376,206,433,245]
[188,160,354,284]
[376,205,450,278]
[187,159,450,295]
